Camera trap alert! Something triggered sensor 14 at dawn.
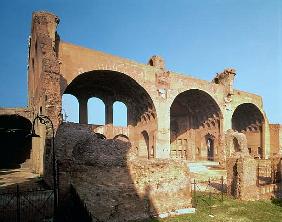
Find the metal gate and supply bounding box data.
[0,185,54,222]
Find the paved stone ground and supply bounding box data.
[0,167,40,190]
[188,161,226,181]
[188,161,227,192]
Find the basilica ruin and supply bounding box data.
[0,11,282,221]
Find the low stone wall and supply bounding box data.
[227,156,258,200]
[226,153,282,201]
[52,123,192,221]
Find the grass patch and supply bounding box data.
[146,194,282,222]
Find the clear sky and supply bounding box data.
[0,0,281,124]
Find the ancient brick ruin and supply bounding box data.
[0,11,282,221]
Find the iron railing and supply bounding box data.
[192,176,226,215]
[0,184,54,222]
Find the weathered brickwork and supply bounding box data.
[54,123,191,221]
[226,131,282,200]
[0,11,282,219]
[2,11,275,175]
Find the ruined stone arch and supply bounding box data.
[61,65,155,100]
[62,70,158,153]
[170,89,223,161]
[232,102,265,158]
[63,70,157,123]
[169,88,224,116]
[232,103,265,129]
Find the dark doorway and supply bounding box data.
[233,138,240,152]
[0,115,32,169]
[258,147,263,159]
[207,138,214,161]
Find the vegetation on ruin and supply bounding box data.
[146,195,282,222]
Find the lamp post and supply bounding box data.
[30,114,58,212]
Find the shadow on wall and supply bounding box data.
[55,122,157,221]
[52,123,191,222]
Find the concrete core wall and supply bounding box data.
[54,123,191,221]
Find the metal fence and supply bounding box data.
[192,176,226,215]
[256,161,281,186]
[0,185,54,222]
[257,164,272,186]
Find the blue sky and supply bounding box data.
[0,0,281,124]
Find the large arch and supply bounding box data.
[63,70,157,157]
[232,103,265,158]
[0,115,32,168]
[170,89,222,161]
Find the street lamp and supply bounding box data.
[30,114,58,212]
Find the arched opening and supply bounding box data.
[113,101,127,127]
[63,70,157,156]
[170,89,222,161]
[207,138,214,161]
[62,94,79,123]
[233,137,240,152]
[94,133,106,140]
[88,97,105,125]
[139,130,150,159]
[232,103,264,158]
[113,134,130,142]
[64,71,156,127]
[0,115,32,168]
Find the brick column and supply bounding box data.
[227,156,258,200]
[105,99,113,125]
[78,97,88,124]
[261,122,265,158]
[104,99,114,138]
[155,102,170,159]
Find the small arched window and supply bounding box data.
[88,97,105,125]
[113,101,127,127]
[62,94,79,123]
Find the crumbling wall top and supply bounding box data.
[31,11,60,47]
[148,55,165,70]
[226,129,250,158]
[212,68,236,96]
